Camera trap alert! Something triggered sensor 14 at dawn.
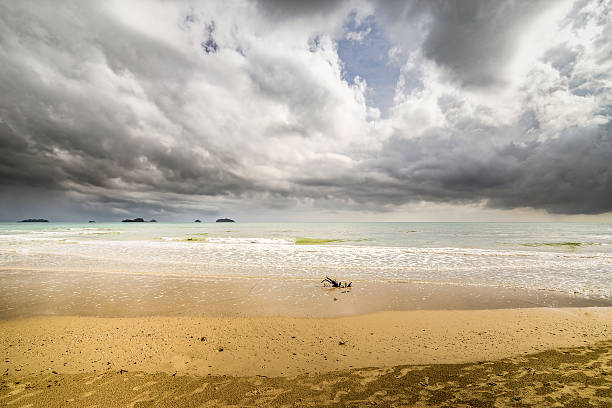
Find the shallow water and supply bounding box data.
[0,222,611,316]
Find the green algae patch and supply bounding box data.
[184,236,208,242]
[58,239,77,244]
[520,242,588,248]
[295,237,343,245]
[183,233,209,242]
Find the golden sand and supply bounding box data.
[2,340,611,407]
[1,307,611,406]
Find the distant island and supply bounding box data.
[194,219,202,223]
[20,219,48,222]
[216,218,235,223]
[121,218,158,222]
[89,220,95,223]
[122,218,144,222]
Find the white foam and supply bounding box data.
[204,237,293,245]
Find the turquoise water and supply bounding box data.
[1,222,611,299]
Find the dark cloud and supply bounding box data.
[378,0,555,87]
[422,0,554,87]
[384,123,612,214]
[256,0,347,19]
[293,122,612,214]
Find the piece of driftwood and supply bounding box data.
[321,276,352,288]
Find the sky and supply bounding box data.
[0,0,611,222]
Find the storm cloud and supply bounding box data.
[377,0,557,87]
[0,0,610,220]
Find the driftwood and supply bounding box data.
[321,276,352,288]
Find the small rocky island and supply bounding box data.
[216,218,235,223]
[194,219,202,223]
[20,219,49,222]
[122,218,145,222]
[121,218,158,222]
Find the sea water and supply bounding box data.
[0,222,610,301]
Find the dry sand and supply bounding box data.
[2,340,611,407]
[1,307,612,406]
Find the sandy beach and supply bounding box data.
[2,307,612,406]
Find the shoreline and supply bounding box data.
[2,269,610,320]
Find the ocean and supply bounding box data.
[0,222,610,302]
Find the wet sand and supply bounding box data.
[1,268,609,319]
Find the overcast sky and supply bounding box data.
[1,0,611,222]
